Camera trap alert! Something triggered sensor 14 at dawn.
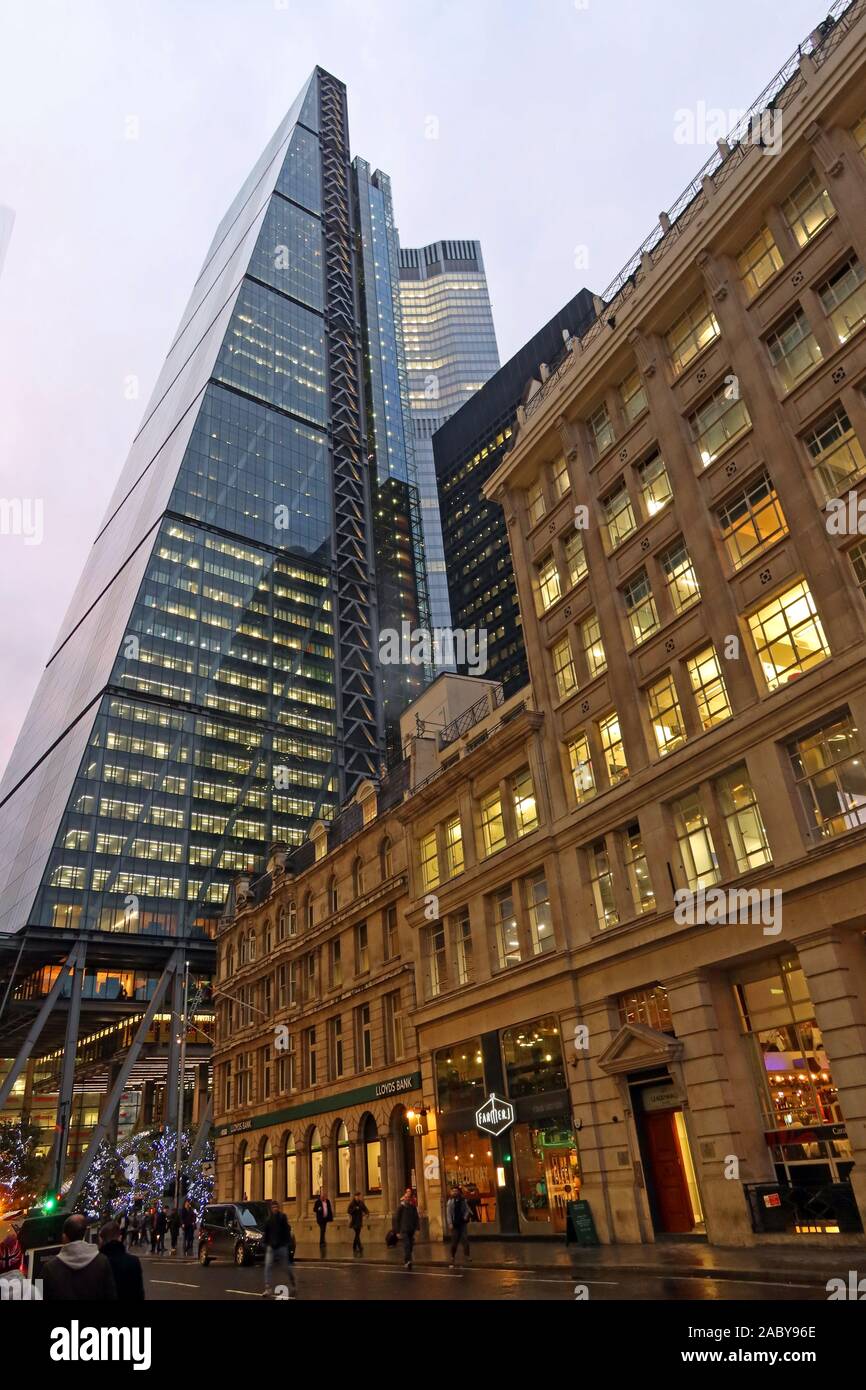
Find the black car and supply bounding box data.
[197,1202,295,1267]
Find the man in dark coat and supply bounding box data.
[347,1193,369,1257]
[394,1188,420,1269]
[312,1190,333,1252]
[154,1205,167,1255]
[99,1220,145,1300]
[42,1215,117,1301]
[262,1200,295,1298]
[180,1200,196,1257]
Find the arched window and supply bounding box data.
[361,1115,381,1194]
[380,838,393,879]
[226,945,234,977]
[262,1138,274,1200]
[285,1134,297,1200]
[352,857,364,898]
[309,1126,324,1195]
[265,920,273,955]
[240,1143,252,1201]
[328,875,338,915]
[248,928,257,962]
[336,1121,351,1195]
[277,910,286,944]
[288,901,297,937]
[304,893,314,931]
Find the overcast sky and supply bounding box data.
[0,0,826,772]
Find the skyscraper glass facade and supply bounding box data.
[0,68,397,940]
[398,242,500,639]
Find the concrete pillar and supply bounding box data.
[796,928,866,1225]
[665,969,773,1247]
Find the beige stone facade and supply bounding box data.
[214,15,866,1250]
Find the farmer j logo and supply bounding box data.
[475,1092,515,1137]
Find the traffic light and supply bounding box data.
[41,1191,61,1213]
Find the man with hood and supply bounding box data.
[42,1214,117,1300]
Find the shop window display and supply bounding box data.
[501,1017,566,1097]
[512,1122,580,1233]
[442,1131,497,1224]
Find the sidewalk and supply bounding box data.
[293,1236,866,1284]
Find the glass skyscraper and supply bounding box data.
[0,68,425,941]
[398,241,500,636]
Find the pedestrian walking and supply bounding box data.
[446,1185,472,1268]
[347,1193,369,1257]
[129,1210,141,1248]
[148,1207,157,1254]
[98,1221,145,1300]
[168,1207,181,1255]
[394,1188,420,1270]
[42,1215,117,1301]
[262,1200,296,1299]
[181,1200,196,1257]
[154,1205,167,1255]
[312,1190,333,1252]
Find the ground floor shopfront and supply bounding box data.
[213,1070,434,1246]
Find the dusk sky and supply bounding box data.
[0,0,824,773]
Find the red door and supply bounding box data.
[643,1111,695,1234]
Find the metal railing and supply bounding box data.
[438,686,505,749]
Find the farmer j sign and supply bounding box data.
[475,1092,515,1137]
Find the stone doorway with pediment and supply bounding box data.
[598,1023,706,1238]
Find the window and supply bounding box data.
[328,875,338,915]
[690,383,752,465]
[493,887,521,969]
[783,170,834,247]
[853,112,866,158]
[589,841,618,929]
[355,921,369,974]
[552,456,571,498]
[647,673,687,757]
[623,569,660,645]
[435,1040,485,1110]
[599,711,629,784]
[305,951,318,1003]
[687,646,732,730]
[525,873,554,955]
[420,830,440,892]
[444,815,465,877]
[383,903,398,960]
[362,1115,381,1193]
[849,539,866,597]
[480,789,506,856]
[502,1018,566,1097]
[747,580,831,690]
[672,792,720,889]
[621,369,648,424]
[535,554,562,613]
[527,479,546,526]
[788,714,866,839]
[422,922,448,998]
[618,984,673,1033]
[383,990,404,1064]
[817,255,866,344]
[336,1122,350,1196]
[289,960,298,1006]
[355,1004,373,1070]
[451,910,473,986]
[277,963,288,1008]
[766,308,822,390]
[304,893,313,931]
[589,401,615,456]
[328,1015,344,1079]
[661,538,701,614]
[513,768,539,836]
[623,822,655,914]
[737,226,783,298]
[303,1027,317,1087]
[287,901,297,936]
[285,1134,297,1199]
[352,856,364,897]
[581,612,607,678]
[380,837,393,878]
[716,767,772,871]
[309,1126,323,1194]
[551,635,578,700]
[717,469,788,570]
[666,294,720,374]
[564,529,587,587]
[636,451,672,516]
[329,936,342,989]
[567,734,596,804]
[803,404,866,499]
[601,480,637,549]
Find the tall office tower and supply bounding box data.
[353,160,431,760]
[0,67,420,943]
[399,241,500,637]
[434,290,598,694]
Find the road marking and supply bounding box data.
[149,1279,200,1288]
[225,1288,267,1297]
